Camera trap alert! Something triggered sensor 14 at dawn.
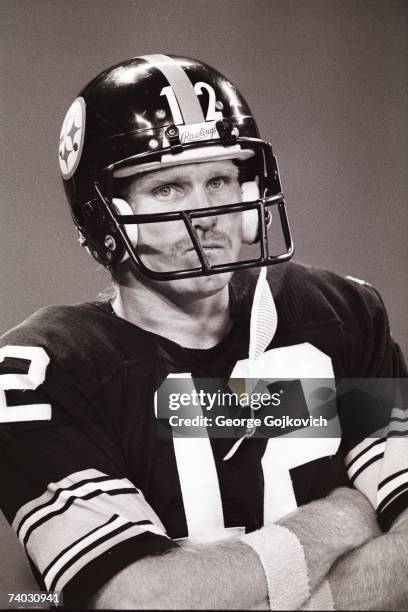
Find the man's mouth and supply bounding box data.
[186,244,225,252]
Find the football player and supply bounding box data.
[0,55,407,610]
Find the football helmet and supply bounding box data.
[59,54,293,280]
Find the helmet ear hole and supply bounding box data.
[112,198,139,257]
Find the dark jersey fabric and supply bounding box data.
[0,262,406,607]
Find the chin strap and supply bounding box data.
[249,266,277,363]
[224,267,278,461]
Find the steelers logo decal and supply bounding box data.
[58,97,86,180]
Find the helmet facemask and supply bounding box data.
[90,138,293,281]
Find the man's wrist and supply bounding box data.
[242,525,310,610]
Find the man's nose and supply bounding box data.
[189,186,218,232]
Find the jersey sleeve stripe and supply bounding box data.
[389,408,407,420]
[378,484,408,515]
[21,487,138,546]
[345,438,385,471]
[12,468,108,528]
[379,467,408,490]
[387,432,408,439]
[348,453,384,484]
[15,474,113,534]
[50,521,167,593]
[377,471,408,509]
[16,478,139,541]
[41,513,119,578]
[45,516,164,591]
[346,441,385,478]
[350,458,382,508]
[387,427,408,437]
[24,492,167,585]
[10,466,173,598]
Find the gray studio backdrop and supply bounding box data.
[1,0,407,594]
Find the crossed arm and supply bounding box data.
[89,487,408,610]
[303,503,408,611]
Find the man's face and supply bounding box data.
[121,159,244,296]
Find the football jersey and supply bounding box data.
[0,262,406,607]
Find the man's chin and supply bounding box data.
[124,249,239,296]
[165,269,233,299]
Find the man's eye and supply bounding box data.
[153,184,179,199]
[208,177,226,190]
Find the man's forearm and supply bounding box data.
[89,533,332,611]
[303,511,408,610]
[90,489,378,610]
[89,538,268,610]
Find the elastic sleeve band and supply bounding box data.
[242,525,310,610]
